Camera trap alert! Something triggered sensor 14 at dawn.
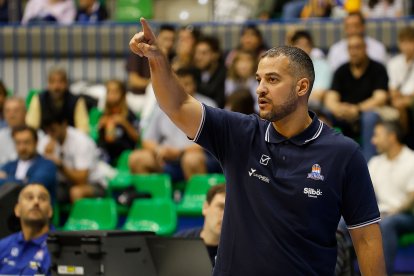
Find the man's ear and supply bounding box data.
[14,204,21,218]
[296,78,310,97]
[202,201,209,216]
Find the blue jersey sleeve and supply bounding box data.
[341,148,381,229]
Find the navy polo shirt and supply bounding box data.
[194,105,380,276]
[0,231,51,275]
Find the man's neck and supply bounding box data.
[350,58,369,78]
[272,107,312,139]
[386,143,403,160]
[22,224,49,241]
[200,228,219,246]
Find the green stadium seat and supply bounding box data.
[399,232,414,247]
[116,150,133,172]
[123,199,177,236]
[26,89,41,108]
[88,107,102,142]
[131,174,172,199]
[63,198,117,230]
[114,0,153,22]
[176,174,226,216]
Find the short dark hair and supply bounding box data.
[291,30,314,47]
[376,120,404,143]
[206,184,226,205]
[398,26,414,42]
[159,24,176,33]
[12,125,38,142]
[261,46,315,95]
[175,67,200,83]
[42,112,67,129]
[347,11,365,25]
[196,35,221,54]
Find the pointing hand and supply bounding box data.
[129,18,160,58]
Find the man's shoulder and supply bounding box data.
[319,125,359,151]
[329,39,346,52]
[388,54,404,67]
[33,155,56,168]
[0,232,21,249]
[365,36,386,49]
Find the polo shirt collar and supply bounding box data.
[17,231,49,246]
[264,111,323,145]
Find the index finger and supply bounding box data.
[140,17,156,43]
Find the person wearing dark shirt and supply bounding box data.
[194,36,226,108]
[75,0,108,23]
[0,184,52,275]
[325,34,388,161]
[175,184,225,266]
[129,19,386,276]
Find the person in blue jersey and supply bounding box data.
[0,184,52,275]
[129,18,386,276]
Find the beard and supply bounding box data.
[21,213,49,230]
[259,89,298,122]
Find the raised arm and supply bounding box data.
[129,18,202,139]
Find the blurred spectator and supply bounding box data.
[282,0,307,19]
[98,80,139,165]
[38,114,106,203]
[224,88,256,115]
[325,34,388,160]
[75,0,108,23]
[0,97,26,166]
[387,26,414,135]
[194,36,227,108]
[0,184,52,276]
[22,0,76,25]
[128,68,219,182]
[225,24,267,68]
[225,50,258,110]
[0,80,8,129]
[0,126,57,203]
[369,120,414,275]
[0,0,22,22]
[285,27,325,59]
[171,25,201,71]
[126,24,176,96]
[175,184,226,266]
[301,0,334,18]
[26,66,89,133]
[327,12,387,71]
[291,30,332,109]
[362,0,403,18]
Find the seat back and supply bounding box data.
[132,174,172,199]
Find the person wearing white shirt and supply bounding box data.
[327,11,387,71]
[21,0,75,25]
[369,120,414,275]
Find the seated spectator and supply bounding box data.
[0,184,52,276]
[171,25,201,71]
[0,126,57,203]
[98,80,140,165]
[362,0,403,18]
[75,0,108,23]
[38,114,106,203]
[327,12,387,71]
[224,88,256,115]
[0,80,8,129]
[325,34,388,160]
[282,0,307,19]
[194,36,227,108]
[369,120,414,275]
[175,184,226,266]
[26,66,89,133]
[387,26,414,136]
[290,30,332,110]
[128,68,219,182]
[21,0,75,25]
[225,24,267,68]
[301,0,333,18]
[0,97,26,166]
[225,50,258,111]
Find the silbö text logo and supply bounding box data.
[303,187,323,198]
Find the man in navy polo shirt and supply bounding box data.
[129,19,386,275]
[0,184,52,275]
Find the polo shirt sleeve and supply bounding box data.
[341,148,381,229]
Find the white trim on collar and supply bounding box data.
[303,120,324,144]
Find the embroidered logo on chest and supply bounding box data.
[307,164,324,181]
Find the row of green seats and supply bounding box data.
[63,198,177,236]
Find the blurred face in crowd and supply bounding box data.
[233,52,256,79]
[106,81,124,108]
[157,29,176,56]
[47,71,68,101]
[203,192,225,238]
[348,35,367,66]
[371,124,393,154]
[176,29,196,56]
[13,130,37,161]
[240,28,262,52]
[4,98,26,128]
[194,42,218,71]
[256,55,299,122]
[15,184,52,229]
[78,0,95,10]
[177,75,196,96]
[45,122,67,144]
[344,14,364,37]
[292,37,312,56]
[399,39,414,60]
